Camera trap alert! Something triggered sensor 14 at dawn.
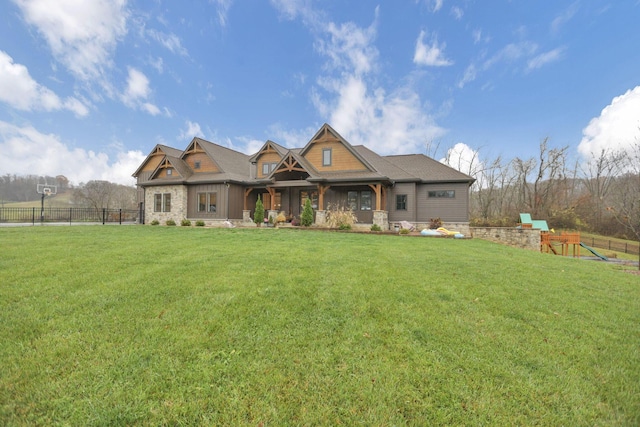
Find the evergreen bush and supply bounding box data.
[301,198,314,227]
[254,196,265,227]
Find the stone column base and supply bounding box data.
[315,210,326,226]
[373,210,389,230]
[242,210,252,223]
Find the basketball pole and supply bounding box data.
[40,191,45,223]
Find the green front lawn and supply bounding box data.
[1,226,638,425]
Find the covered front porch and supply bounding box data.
[241,181,390,229]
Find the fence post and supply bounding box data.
[102,208,106,225]
[32,207,35,225]
[69,208,72,225]
[119,209,122,225]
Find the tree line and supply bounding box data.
[0,175,137,210]
[446,138,640,242]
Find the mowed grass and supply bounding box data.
[1,227,639,426]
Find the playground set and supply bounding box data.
[518,213,608,261]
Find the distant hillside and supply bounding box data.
[1,192,74,208]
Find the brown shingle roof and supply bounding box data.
[384,154,475,183]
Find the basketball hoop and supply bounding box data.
[37,184,57,196]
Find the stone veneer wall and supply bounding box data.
[145,185,188,224]
[470,227,540,251]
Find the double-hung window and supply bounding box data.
[396,194,407,210]
[198,192,217,213]
[154,193,171,212]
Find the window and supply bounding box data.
[347,190,374,211]
[322,148,332,166]
[154,193,171,212]
[360,191,372,211]
[396,194,407,210]
[166,168,172,176]
[197,192,217,212]
[194,161,201,170]
[347,191,358,211]
[262,162,278,176]
[428,190,455,198]
[300,191,318,209]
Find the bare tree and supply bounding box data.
[580,148,626,232]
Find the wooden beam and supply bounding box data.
[244,188,253,211]
[368,184,382,210]
[266,187,277,210]
[317,184,330,210]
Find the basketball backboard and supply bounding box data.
[37,184,58,195]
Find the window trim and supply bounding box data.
[197,192,217,213]
[154,193,171,212]
[396,194,407,211]
[322,148,332,166]
[428,190,455,198]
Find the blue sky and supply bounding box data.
[1,0,639,186]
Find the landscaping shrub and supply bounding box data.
[150,219,159,226]
[429,217,442,229]
[181,219,192,227]
[301,198,314,227]
[254,196,265,227]
[399,228,410,235]
[165,219,176,226]
[370,224,382,232]
[325,204,357,230]
[195,220,205,227]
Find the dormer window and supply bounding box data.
[194,161,201,170]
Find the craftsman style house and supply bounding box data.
[133,124,475,230]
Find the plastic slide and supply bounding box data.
[579,242,609,261]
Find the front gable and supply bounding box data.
[150,157,190,180]
[133,145,182,178]
[300,124,372,173]
[253,140,286,178]
[181,138,221,174]
[271,152,313,181]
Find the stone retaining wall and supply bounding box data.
[470,227,540,251]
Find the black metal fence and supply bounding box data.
[0,207,139,225]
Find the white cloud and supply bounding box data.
[121,67,161,115]
[527,47,565,71]
[413,30,453,67]
[551,1,580,33]
[0,50,89,116]
[457,64,477,89]
[0,121,144,186]
[13,0,128,82]
[578,86,640,160]
[451,6,463,20]
[271,3,446,155]
[146,29,188,56]
[179,120,204,140]
[211,0,233,28]
[441,142,482,177]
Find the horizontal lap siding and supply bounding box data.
[388,182,416,222]
[417,183,470,222]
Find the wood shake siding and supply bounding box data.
[141,155,163,172]
[258,152,282,177]
[305,141,367,171]
[416,183,470,222]
[183,152,220,173]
